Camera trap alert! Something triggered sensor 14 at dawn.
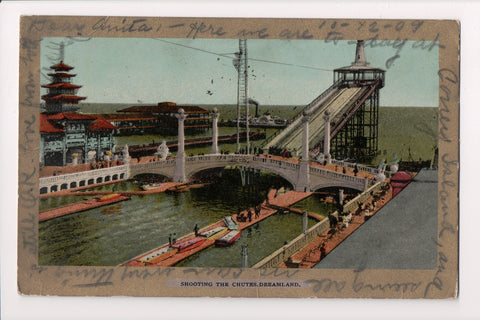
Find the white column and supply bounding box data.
[211,108,219,154]
[323,111,331,164]
[241,244,248,268]
[296,111,310,192]
[173,108,186,183]
[302,211,308,234]
[364,177,369,192]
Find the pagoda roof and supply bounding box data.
[47,72,77,78]
[118,102,209,114]
[40,113,64,133]
[41,94,86,102]
[41,83,82,89]
[89,117,118,131]
[50,61,74,71]
[47,112,96,121]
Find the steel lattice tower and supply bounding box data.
[233,39,250,154]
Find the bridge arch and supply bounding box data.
[310,181,364,192]
[185,162,298,188]
[183,156,299,189]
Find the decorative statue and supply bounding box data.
[389,154,399,173]
[88,150,96,163]
[155,140,170,160]
[122,144,131,164]
[375,159,386,182]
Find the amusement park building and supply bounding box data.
[40,61,116,166]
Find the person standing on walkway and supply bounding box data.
[194,224,199,237]
[320,242,327,259]
[168,234,172,246]
[247,210,252,222]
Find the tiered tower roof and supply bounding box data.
[42,61,86,113]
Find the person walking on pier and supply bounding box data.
[247,209,253,222]
[320,242,327,260]
[255,206,260,218]
[168,234,172,247]
[194,224,199,237]
[328,213,338,228]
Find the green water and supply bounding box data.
[39,170,321,266]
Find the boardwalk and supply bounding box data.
[278,183,393,268]
[122,189,312,267]
[39,195,130,222]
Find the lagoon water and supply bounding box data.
[39,173,335,267]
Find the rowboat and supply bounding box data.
[97,193,121,202]
[137,246,178,265]
[200,226,227,239]
[141,182,165,191]
[215,230,242,246]
[171,236,207,253]
[223,216,239,230]
[166,184,191,193]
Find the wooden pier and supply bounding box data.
[39,195,131,222]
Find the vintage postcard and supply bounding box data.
[18,16,459,298]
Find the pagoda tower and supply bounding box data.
[41,61,86,113]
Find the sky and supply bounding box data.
[40,37,439,107]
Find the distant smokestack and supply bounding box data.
[248,98,259,117]
[354,40,367,66]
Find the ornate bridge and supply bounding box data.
[129,154,372,192]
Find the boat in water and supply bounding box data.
[200,226,227,239]
[137,246,178,265]
[141,182,165,191]
[223,216,239,230]
[215,230,242,246]
[166,184,191,193]
[249,114,289,128]
[97,193,122,202]
[171,236,207,253]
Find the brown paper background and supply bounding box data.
[18,16,459,298]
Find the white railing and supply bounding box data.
[343,181,385,213]
[330,159,380,175]
[252,211,338,268]
[252,182,385,268]
[309,165,367,186]
[129,154,367,188]
[39,165,128,189]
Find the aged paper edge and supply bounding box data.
[17,16,459,298]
